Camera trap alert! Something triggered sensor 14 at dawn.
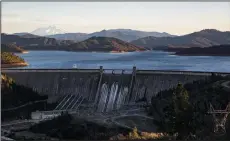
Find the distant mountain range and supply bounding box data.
[47,33,88,42]
[1,34,146,52]
[82,29,174,42]
[13,33,41,38]
[1,33,74,46]
[13,26,175,42]
[3,28,230,54]
[131,29,230,50]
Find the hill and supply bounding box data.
[1,52,28,67]
[1,44,27,53]
[131,29,230,50]
[174,45,230,56]
[67,36,147,52]
[1,33,74,47]
[47,29,175,42]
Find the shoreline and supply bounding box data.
[22,51,29,54]
[19,50,149,54]
[10,49,230,57]
[173,53,230,57]
[1,62,29,68]
[109,50,147,53]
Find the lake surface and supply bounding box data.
[15,51,230,72]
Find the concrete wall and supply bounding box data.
[3,69,229,105]
[3,69,100,103]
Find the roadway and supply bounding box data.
[2,100,47,112]
[1,119,46,137]
[1,136,15,141]
[221,81,230,92]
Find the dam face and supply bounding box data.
[3,68,228,112]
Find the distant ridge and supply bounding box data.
[12,26,175,42]
[47,33,87,42]
[13,32,30,36]
[47,29,175,42]
[130,29,230,50]
[1,33,74,46]
[6,28,230,53]
[13,33,41,38]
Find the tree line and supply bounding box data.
[149,74,230,140]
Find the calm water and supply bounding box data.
[15,51,230,72]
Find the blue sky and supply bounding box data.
[2,2,230,35]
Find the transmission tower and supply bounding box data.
[208,102,230,136]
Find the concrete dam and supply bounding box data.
[3,67,229,113]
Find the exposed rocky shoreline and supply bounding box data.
[1,62,28,68]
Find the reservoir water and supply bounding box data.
[15,51,230,72]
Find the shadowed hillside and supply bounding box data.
[175,45,230,56]
[131,29,230,50]
[149,74,230,140]
[1,74,47,108]
[1,74,48,120]
[1,44,27,53]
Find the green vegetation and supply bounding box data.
[68,37,147,52]
[175,45,230,56]
[30,113,130,140]
[161,83,194,139]
[1,73,47,108]
[110,127,168,140]
[150,74,230,140]
[1,52,26,64]
[1,74,48,120]
[1,43,26,53]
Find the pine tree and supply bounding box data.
[165,83,193,139]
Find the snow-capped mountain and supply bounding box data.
[31,25,66,36]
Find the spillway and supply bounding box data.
[2,67,229,113]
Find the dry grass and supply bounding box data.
[110,127,169,140]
